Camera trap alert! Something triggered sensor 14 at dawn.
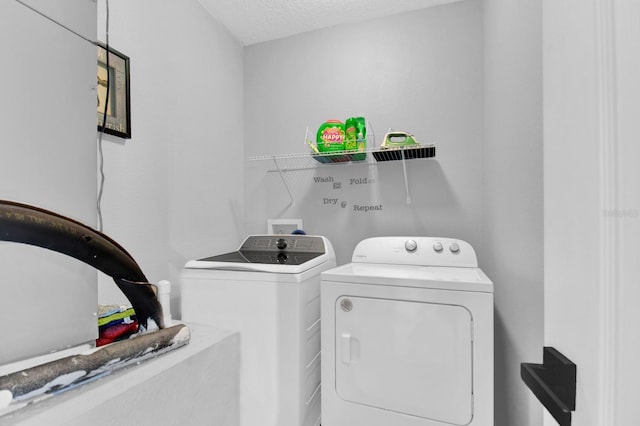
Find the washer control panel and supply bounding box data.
[239,235,326,253]
[352,237,478,268]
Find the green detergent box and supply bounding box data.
[316,120,345,153]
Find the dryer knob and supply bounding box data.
[433,242,444,252]
[449,242,460,253]
[276,238,287,250]
[405,239,417,252]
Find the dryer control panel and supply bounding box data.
[351,237,478,268]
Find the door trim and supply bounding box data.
[596,0,618,424]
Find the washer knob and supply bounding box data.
[405,239,417,252]
[449,242,460,253]
[433,242,443,252]
[276,238,287,250]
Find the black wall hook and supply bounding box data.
[521,347,577,426]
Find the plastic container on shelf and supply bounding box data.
[312,117,367,163]
[316,120,345,153]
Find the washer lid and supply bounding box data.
[184,235,335,274]
[321,263,493,293]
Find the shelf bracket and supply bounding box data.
[272,156,295,206]
[521,347,576,426]
[400,147,411,204]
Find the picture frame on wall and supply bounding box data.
[97,43,131,139]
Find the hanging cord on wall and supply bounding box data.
[97,0,111,232]
[14,0,110,232]
[14,0,96,45]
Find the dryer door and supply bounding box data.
[335,296,473,425]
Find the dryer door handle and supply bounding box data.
[342,332,352,364]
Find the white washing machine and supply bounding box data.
[321,237,493,426]
[180,234,336,426]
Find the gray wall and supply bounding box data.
[0,0,98,363]
[484,0,543,424]
[96,0,245,319]
[244,0,485,264]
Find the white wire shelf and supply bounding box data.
[248,145,436,207]
[248,145,436,172]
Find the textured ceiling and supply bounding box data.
[197,0,463,46]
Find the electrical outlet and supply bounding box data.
[267,219,303,235]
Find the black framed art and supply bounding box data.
[97,43,131,139]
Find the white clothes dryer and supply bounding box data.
[180,235,335,426]
[321,237,493,426]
